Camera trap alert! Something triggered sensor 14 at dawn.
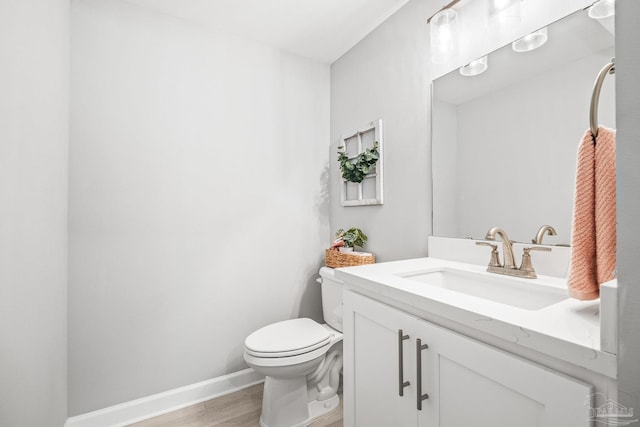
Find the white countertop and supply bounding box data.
[335,256,616,379]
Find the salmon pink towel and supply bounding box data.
[568,126,616,300]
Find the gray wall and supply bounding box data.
[69,0,329,415]
[330,0,440,262]
[0,0,69,426]
[616,0,640,414]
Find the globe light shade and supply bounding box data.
[588,0,615,19]
[430,9,459,64]
[512,27,548,53]
[488,0,521,27]
[460,56,489,77]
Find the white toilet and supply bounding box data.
[243,267,343,427]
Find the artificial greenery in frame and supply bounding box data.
[339,119,384,206]
[337,141,380,183]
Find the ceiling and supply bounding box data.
[122,0,410,63]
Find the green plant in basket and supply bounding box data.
[337,142,379,183]
[335,227,368,249]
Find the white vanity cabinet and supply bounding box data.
[343,290,594,427]
[343,288,417,426]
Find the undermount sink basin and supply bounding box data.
[397,267,569,310]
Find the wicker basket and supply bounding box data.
[325,248,375,268]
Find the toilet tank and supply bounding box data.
[318,267,343,332]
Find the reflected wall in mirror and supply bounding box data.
[432,9,615,244]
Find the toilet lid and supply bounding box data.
[245,318,331,357]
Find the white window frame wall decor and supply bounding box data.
[339,119,384,207]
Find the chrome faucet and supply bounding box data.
[476,227,552,279]
[532,225,557,244]
[484,227,516,269]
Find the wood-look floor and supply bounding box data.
[127,383,343,427]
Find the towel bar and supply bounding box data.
[590,58,615,138]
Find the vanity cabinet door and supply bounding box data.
[343,290,417,427]
[416,320,594,427]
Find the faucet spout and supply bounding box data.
[532,225,557,244]
[484,227,516,269]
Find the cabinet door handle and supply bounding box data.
[416,338,429,410]
[398,329,410,396]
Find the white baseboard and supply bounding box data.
[64,368,264,427]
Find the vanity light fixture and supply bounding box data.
[512,27,548,52]
[488,0,521,27]
[459,55,488,76]
[430,8,460,64]
[588,0,615,19]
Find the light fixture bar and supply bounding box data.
[427,0,462,23]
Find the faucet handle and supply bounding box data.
[519,246,552,278]
[476,242,501,267]
[476,241,497,249]
[523,246,552,253]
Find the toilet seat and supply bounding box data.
[245,318,331,358]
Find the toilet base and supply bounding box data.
[259,392,339,427]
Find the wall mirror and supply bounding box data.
[431,9,615,244]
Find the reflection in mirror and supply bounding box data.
[432,9,615,244]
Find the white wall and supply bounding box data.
[0,1,69,426]
[330,0,441,262]
[615,0,640,415]
[69,0,329,415]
